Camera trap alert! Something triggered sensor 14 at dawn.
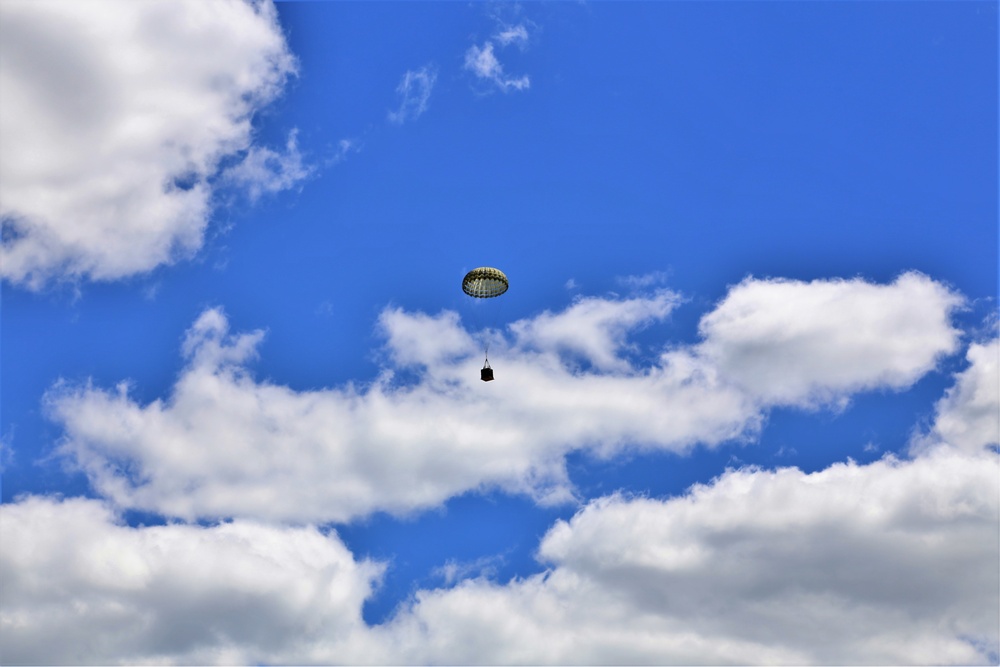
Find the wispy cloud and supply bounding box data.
[433,554,505,586]
[618,271,672,290]
[464,42,530,92]
[328,137,360,166]
[0,429,13,474]
[495,24,529,48]
[222,130,312,202]
[388,65,437,124]
[464,22,532,93]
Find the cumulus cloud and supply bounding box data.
[47,274,962,523]
[0,0,297,288]
[388,65,437,124]
[464,23,531,93]
[912,338,1000,455]
[379,447,999,665]
[7,446,995,664]
[0,496,382,666]
[697,272,964,406]
[47,302,752,523]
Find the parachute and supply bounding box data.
[462,267,508,381]
[462,267,508,299]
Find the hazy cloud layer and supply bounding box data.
[48,273,962,523]
[4,448,996,664]
[0,0,297,288]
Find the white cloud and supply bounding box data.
[336,138,357,156]
[379,447,999,665]
[0,431,13,473]
[464,42,530,93]
[388,65,437,124]
[46,303,753,523]
[912,338,1000,455]
[510,290,682,371]
[432,554,505,586]
[7,328,999,664]
[617,270,671,290]
[7,446,996,664]
[221,129,311,202]
[0,0,296,289]
[314,137,360,171]
[0,496,382,666]
[495,24,529,48]
[698,272,964,406]
[47,275,962,524]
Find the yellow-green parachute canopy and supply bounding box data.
[462,267,509,298]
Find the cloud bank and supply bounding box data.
[3,272,996,664]
[47,273,962,524]
[0,496,381,665]
[4,439,996,664]
[379,446,998,665]
[374,336,1000,662]
[0,0,299,288]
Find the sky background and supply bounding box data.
[1,1,998,664]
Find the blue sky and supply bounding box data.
[1,1,998,664]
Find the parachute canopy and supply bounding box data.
[462,267,508,299]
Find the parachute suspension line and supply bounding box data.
[462,266,507,383]
[481,345,493,381]
[481,322,490,359]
